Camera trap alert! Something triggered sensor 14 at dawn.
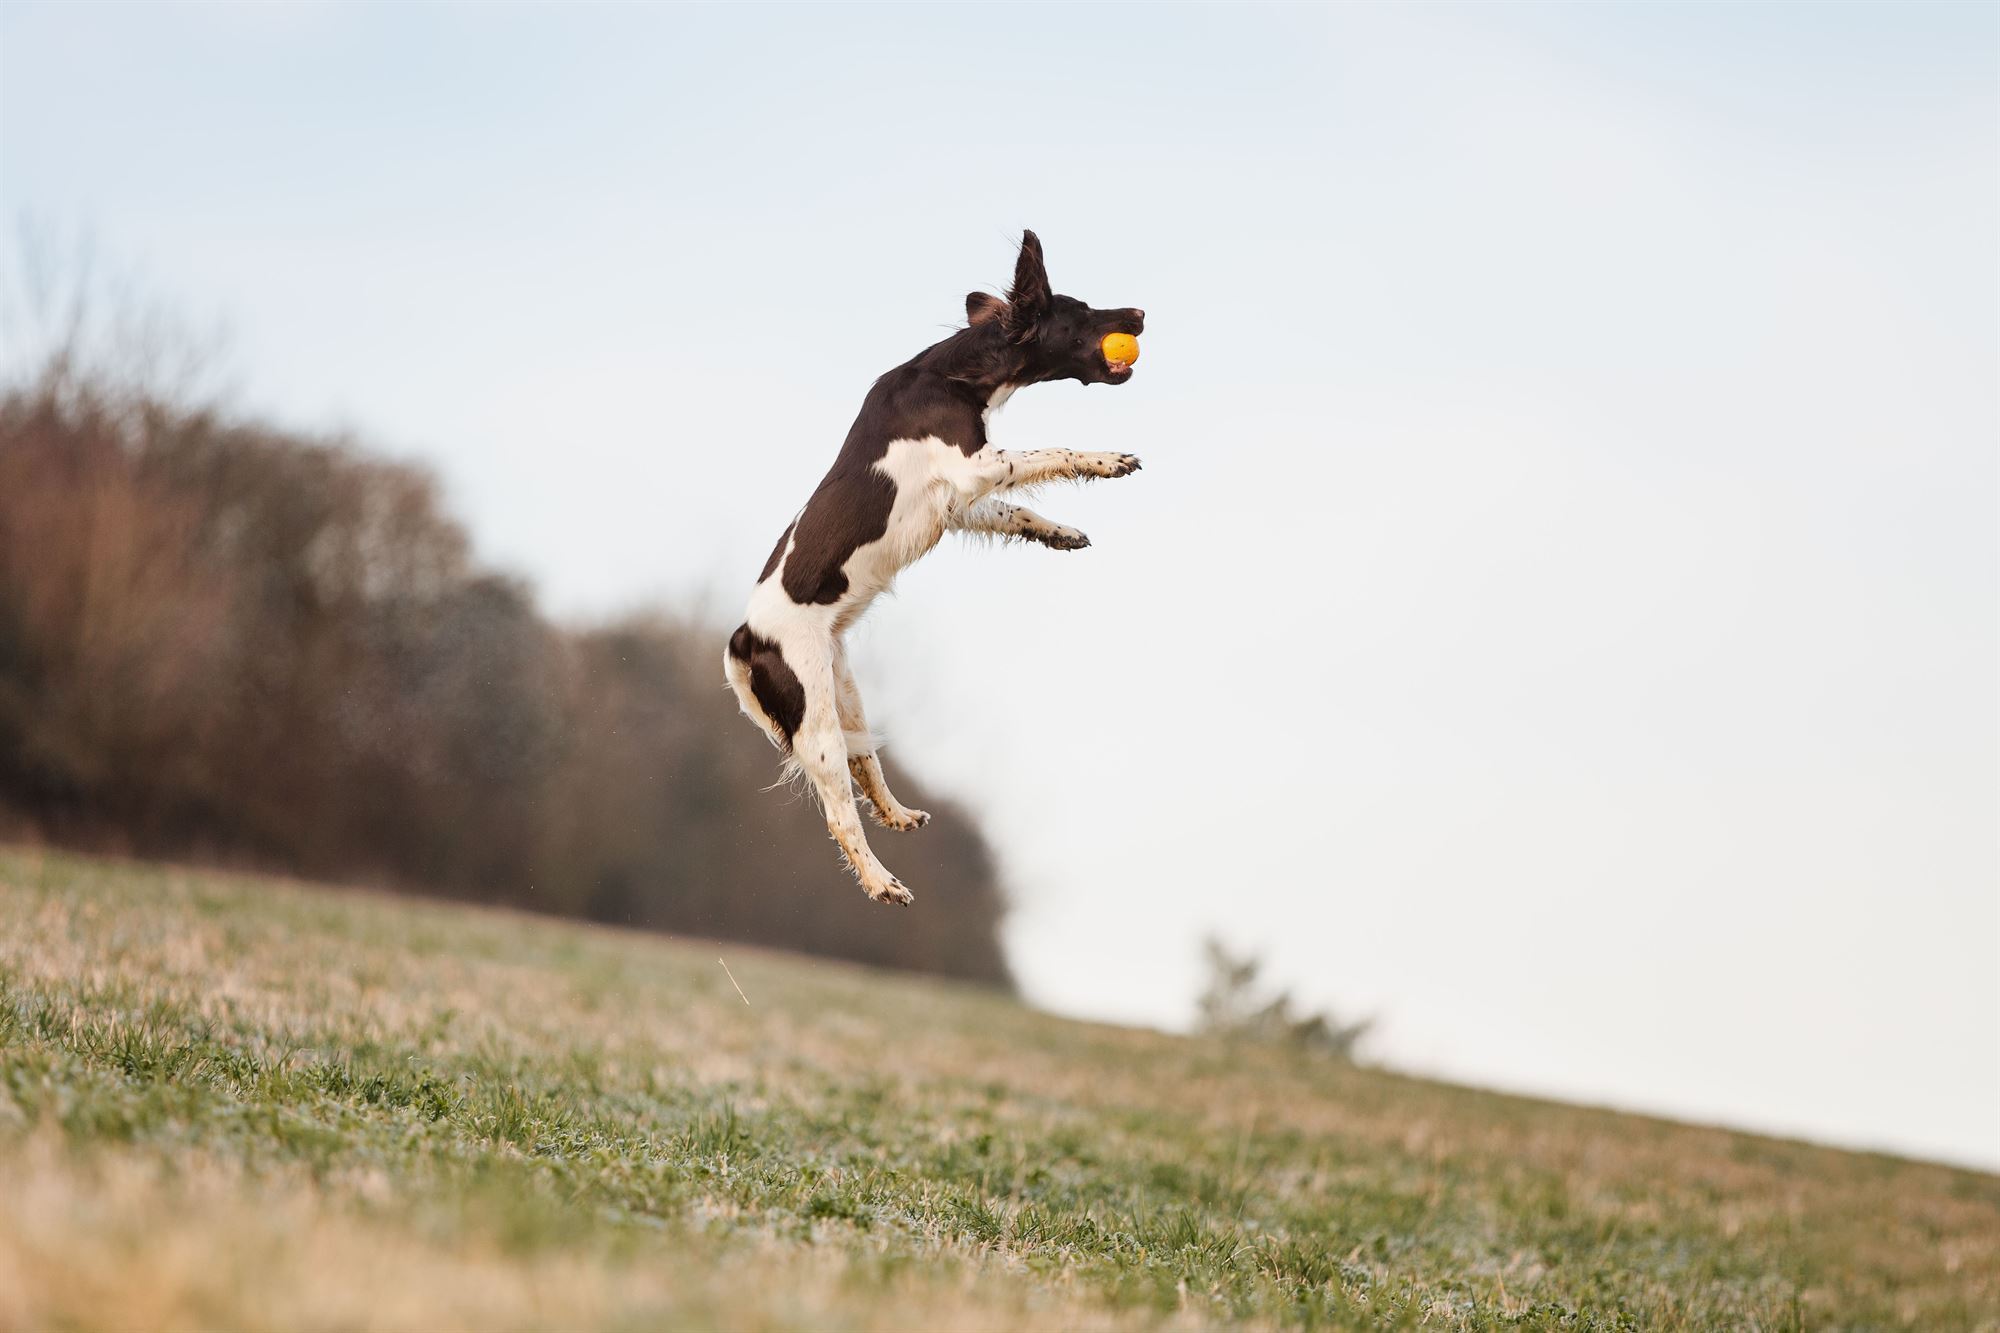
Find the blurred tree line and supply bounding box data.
[0,333,1012,987]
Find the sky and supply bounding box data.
[3,0,1995,1169]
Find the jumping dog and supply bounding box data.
[725,230,1145,905]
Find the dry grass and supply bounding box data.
[0,1134,1200,1333]
[1,846,1995,1330]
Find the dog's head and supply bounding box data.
[967,231,1145,386]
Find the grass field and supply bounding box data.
[1,847,1994,1331]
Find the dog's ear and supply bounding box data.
[1002,229,1051,343]
[965,291,1006,326]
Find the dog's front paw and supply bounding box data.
[1039,526,1091,551]
[1085,452,1141,479]
[866,876,915,906]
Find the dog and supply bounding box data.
[724,230,1146,906]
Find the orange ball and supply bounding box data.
[1101,332,1140,366]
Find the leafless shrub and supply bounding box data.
[1195,936,1370,1061]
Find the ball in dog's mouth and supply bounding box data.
[1101,332,1139,379]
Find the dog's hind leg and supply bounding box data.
[832,638,930,833]
[790,636,915,905]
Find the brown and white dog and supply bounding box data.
[724,230,1146,905]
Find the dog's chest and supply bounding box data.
[859,436,977,569]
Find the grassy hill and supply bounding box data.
[1,848,1993,1331]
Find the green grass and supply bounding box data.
[1,847,1994,1331]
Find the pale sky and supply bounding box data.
[3,0,1994,1169]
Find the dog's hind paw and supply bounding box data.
[872,805,930,832]
[866,877,915,906]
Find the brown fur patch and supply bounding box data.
[727,623,805,743]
